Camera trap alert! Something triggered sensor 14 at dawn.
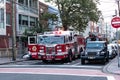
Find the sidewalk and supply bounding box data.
[0,53,26,65]
[0,57,25,65]
[103,57,120,75]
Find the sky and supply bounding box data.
[98,0,118,23]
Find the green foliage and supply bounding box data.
[41,13,58,21]
[23,20,44,36]
[23,12,58,36]
[45,0,101,32]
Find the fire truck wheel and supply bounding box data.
[42,60,48,63]
[29,55,34,60]
[77,54,81,59]
[68,54,72,62]
[67,50,72,62]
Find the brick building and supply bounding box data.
[0,0,16,57]
[0,0,59,57]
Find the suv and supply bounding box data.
[81,41,109,64]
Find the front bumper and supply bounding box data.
[81,56,105,60]
[41,53,68,61]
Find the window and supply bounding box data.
[0,8,4,28]
[30,17,35,27]
[29,0,37,8]
[19,14,28,26]
[0,8,4,22]
[6,13,11,25]
[18,0,24,4]
[18,0,28,6]
[9,37,12,48]
[6,0,11,2]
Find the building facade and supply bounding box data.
[0,0,16,57]
[0,0,59,57]
[0,0,14,48]
[16,0,39,36]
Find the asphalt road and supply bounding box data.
[0,58,117,80]
[0,59,105,70]
[0,73,108,80]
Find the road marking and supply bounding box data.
[0,64,102,69]
[72,62,81,65]
[0,64,103,69]
[0,68,116,80]
[107,76,116,80]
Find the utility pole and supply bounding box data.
[12,0,16,61]
[106,23,107,39]
[116,0,120,67]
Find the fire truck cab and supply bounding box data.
[28,30,84,63]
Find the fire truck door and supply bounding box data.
[28,36,36,44]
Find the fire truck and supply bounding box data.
[27,30,85,63]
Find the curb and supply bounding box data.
[0,59,27,65]
[102,57,120,75]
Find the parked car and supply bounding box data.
[107,44,117,59]
[109,43,118,55]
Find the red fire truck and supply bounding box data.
[27,30,85,63]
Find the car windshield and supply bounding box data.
[108,45,114,50]
[86,43,104,49]
[37,35,65,44]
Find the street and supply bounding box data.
[0,58,119,80]
[1,59,105,70]
[0,67,116,80]
[0,73,108,80]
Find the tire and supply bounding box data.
[42,60,48,63]
[67,54,72,62]
[77,54,81,59]
[81,59,85,64]
[106,52,109,62]
[101,59,106,65]
[29,55,34,60]
[106,57,109,62]
[67,49,73,62]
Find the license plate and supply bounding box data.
[88,57,95,59]
[38,56,41,59]
[46,55,52,60]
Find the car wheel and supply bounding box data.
[81,59,85,64]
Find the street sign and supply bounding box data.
[111,17,120,28]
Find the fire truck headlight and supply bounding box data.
[39,50,44,53]
[57,46,62,48]
[57,49,62,52]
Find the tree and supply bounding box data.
[45,0,101,32]
[23,12,58,36]
[22,12,58,43]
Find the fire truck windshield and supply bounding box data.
[37,35,65,44]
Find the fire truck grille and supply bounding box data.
[87,52,97,56]
[46,47,55,54]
